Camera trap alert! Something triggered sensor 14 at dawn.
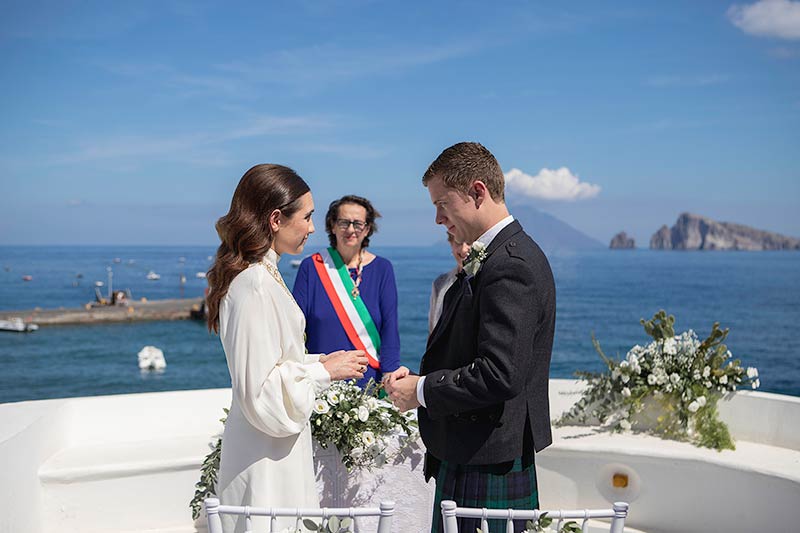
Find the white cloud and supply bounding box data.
[728,0,800,40]
[504,167,601,202]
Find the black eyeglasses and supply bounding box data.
[335,219,368,232]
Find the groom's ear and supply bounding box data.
[470,181,488,207]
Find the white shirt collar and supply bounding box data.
[262,247,280,266]
[474,215,515,248]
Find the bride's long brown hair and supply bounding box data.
[206,164,310,333]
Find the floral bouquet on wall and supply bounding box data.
[311,379,418,470]
[558,310,760,451]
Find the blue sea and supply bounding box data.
[1,245,798,404]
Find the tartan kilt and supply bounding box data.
[431,457,538,533]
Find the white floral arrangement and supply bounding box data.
[463,241,488,277]
[558,310,760,451]
[190,380,417,520]
[311,379,418,470]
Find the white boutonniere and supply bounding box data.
[463,241,487,277]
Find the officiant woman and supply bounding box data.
[293,195,405,388]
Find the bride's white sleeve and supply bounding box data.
[224,274,330,438]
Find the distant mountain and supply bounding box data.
[510,204,604,251]
[650,213,800,251]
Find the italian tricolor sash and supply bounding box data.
[311,247,381,369]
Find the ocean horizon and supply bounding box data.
[1,245,798,404]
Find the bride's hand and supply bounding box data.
[381,366,411,386]
[322,350,368,381]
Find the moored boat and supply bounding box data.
[0,317,38,332]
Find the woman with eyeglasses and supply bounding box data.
[292,195,406,389]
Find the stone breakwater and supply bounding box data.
[0,297,204,326]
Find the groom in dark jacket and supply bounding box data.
[387,142,556,533]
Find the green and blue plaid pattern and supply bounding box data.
[431,457,538,533]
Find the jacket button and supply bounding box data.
[470,415,478,422]
[509,241,516,247]
[437,375,445,383]
[454,373,461,384]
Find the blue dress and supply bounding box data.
[292,253,401,388]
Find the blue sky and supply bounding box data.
[1,0,798,246]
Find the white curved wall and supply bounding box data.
[1,381,798,533]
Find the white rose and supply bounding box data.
[670,373,680,385]
[697,396,707,407]
[621,373,630,384]
[357,405,370,422]
[619,419,632,431]
[367,397,379,410]
[621,387,631,398]
[647,374,657,385]
[704,380,713,388]
[361,431,376,446]
[703,366,711,378]
[313,399,330,415]
[719,375,728,385]
[747,367,759,379]
[342,413,350,424]
[663,337,677,355]
[752,379,760,389]
[326,391,340,405]
[688,401,700,413]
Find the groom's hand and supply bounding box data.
[388,374,421,412]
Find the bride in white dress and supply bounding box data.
[206,164,368,533]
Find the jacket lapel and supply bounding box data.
[484,220,523,258]
[423,220,524,357]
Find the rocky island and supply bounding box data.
[650,213,800,251]
[610,231,636,249]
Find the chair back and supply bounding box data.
[440,500,629,533]
[205,497,395,533]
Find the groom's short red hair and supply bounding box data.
[422,142,505,202]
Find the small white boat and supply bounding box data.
[145,271,161,281]
[113,258,121,264]
[0,317,39,333]
[195,271,207,279]
[94,281,104,287]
